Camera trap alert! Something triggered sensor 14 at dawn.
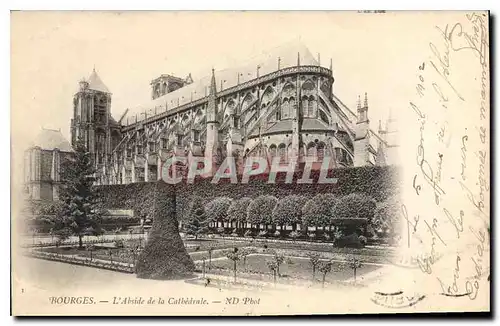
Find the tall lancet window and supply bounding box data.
[317,142,325,161]
[306,142,316,159]
[282,99,290,119]
[278,143,287,163]
[289,97,296,119]
[302,96,309,118]
[308,96,316,117]
[269,144,277,161]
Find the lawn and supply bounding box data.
[208,254,380,284]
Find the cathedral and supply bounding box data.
[24,42,399,198]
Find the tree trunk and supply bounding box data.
[312,266,316,281]
[322,273,326,288]
[273,271,277,284]
[354,268,357,282]
[209,252,212,270]
[78,235,83,249]
[233,261,237,282]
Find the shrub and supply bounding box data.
[244,230,253,238]
[336,233,363,248]
[289,231,300,241]
[135,182,195,280]
[273,230,281,237]
[358,235,367,246]
[114,240,124,248]
[258,230,268,238]
[373,195,402,239]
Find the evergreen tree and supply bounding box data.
[184,196,208,240]
[53,135,103,249]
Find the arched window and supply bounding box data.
[269,144,277,160]
[319,110,329,124]
[306,142,316,159]
[302,96,309,117]
[308,96,316,117]
[289,97,296,119]
[317,142,326,161]
[278,144,287,163]
[275,104,281,121]
[281,99,289,119]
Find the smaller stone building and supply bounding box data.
[23,128,73,201]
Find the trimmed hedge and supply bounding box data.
[133,182,195,280]
[176,165,400,222]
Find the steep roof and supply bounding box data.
[87,69,110,93]
[126,40,319,121]
[30,128,73,152]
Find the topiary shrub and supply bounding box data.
[135,182,195,280]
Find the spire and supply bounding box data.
[330,58,333,71]
[357,95,361,111]
[364,92,368,108]
[297,52,301,66]
[378,120,383,133]
[93,64,96,72]
[210,68,217,96]
[317,53,321,65]
[87,69,110,93]
[278,57,281,70]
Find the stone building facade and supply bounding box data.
[24,41,399,192]
[23,128,73,200]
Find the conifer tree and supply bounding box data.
[53,135,103,248]
[184,196,208,240]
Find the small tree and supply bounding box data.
[239,247,257,271]
[302,194,337,233]
[272,195,307,231]
[205,197,233,228]
[227,197,252,231]
[318,260,333,288]
[271,251,285,277]
[307,252,323,281]
[207,244,216,270]
[333,193,375,235]
[226,248,240,282]
[86,244,96,262]
[247,195,277,231]
[348,256,363,282]
[185,196,209,240]
[266,260,278,284]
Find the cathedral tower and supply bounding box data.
[70,68,114,172]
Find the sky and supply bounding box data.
[11,11,444,149]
